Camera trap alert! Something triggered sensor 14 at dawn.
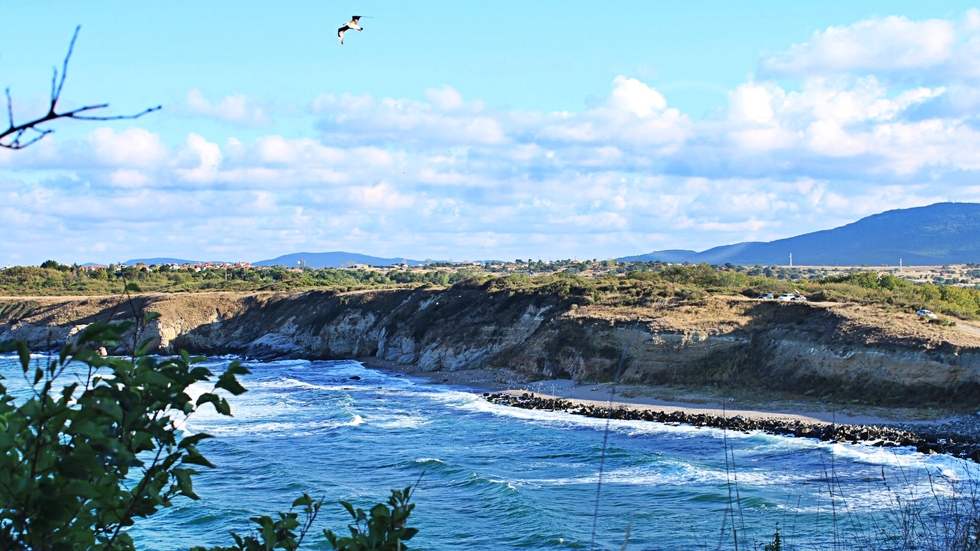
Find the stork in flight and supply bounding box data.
[338,16,363,45]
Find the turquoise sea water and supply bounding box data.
[1,355,976,550]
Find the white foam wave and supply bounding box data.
[187,413,364,437]
[371,415,429,430]
[524,460,802,488]
[255,378,333,391]
[263,359,314,368]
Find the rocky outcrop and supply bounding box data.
[2,286,980,408]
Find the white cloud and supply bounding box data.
[11,13,980,264]
[762,16,956,75]
[185,88,272,127]
[728,83,779,124]
[607,76,667,117]
[355,181,414,209]
[312,91,507,145]
[176,133,222,182]
[86,127,169,168]
[109,169,150,188]
[424,86,466,111]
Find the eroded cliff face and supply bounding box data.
[2,287,979,407]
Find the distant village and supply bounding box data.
[40,258,980,288]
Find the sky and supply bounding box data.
[2,1,980,265]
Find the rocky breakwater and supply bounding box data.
[484,392,980,464]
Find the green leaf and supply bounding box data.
[292,493,313,508]
[371,503,390,517]
[196,392,220,409]
[181,448,216,469]
[16,340,30,372]
[177,432,214,449]
[172,467,201,500]
[215,397,231,416]
[144,311,161,323]
[259,516,276,547]
[214,362,249,396]
[341,501,357,519]
[33,367,43,385]
[78,321,126,344]
[125,282,142,293]
[59,343,72,364]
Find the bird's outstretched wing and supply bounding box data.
[338,26,347,44]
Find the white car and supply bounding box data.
[792,295,807,302]
[916,309,937,319]
[776,294,796,301]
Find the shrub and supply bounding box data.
[0,312,248,550]
[0,298,418,550]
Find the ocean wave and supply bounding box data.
[370,415,430,430]
[187,414,365,437]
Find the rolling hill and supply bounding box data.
[620,202,980,266]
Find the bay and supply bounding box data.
[1,355,975,550]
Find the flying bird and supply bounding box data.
[338,16,363,45]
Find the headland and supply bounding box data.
[3,283,980,457]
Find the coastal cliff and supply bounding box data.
[2,285,979,408]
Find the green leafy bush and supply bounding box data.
[0,302,418,551]
[324,487,418,551]
[0,314,248,550]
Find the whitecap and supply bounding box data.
[370,415,429,430]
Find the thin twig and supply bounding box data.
[408,469,426,500]
[52,26,80,106]
[0,25,160,150]
[5,88,12,128]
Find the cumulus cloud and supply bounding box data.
[175,133,223,182]
[607,76,667,117]
[9,12,980,264]
[762,16,956,76]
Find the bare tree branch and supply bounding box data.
[0,25,161,150]
[5,88,13,128]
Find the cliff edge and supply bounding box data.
[2,285,979,408]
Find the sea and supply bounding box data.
[1,355,977,550]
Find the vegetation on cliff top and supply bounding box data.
[2,260,980,321]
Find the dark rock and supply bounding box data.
[483,392,980,464]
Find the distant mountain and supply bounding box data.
[252,251,426,268]
[620,202,980,266]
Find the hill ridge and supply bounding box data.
[620,202,980,266]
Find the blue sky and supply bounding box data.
[2,2,980,265]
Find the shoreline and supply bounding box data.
[356,356,980,459]
[356,356,965,427]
